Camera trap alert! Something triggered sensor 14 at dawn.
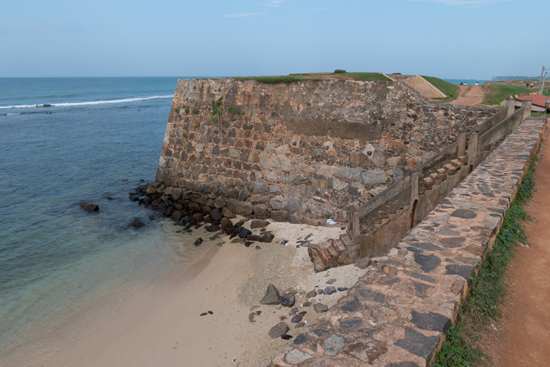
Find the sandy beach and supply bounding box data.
[23,219,368,367]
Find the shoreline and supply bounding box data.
[18,219,368,367]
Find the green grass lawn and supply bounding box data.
[337,72,391,82]
[232,75,309,84]
[482,85,532,106]
[421,76,460,104]
[234,71,391,83]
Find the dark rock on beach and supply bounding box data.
[260,284,281,305]
[194,238,203,246]
[281,294,295,307]
[269,322,289,339]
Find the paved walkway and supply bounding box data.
[450,85,486,106]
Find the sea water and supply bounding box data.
[0,77,211,364]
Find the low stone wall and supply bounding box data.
[272,116,548,367]
[154,78,496,224]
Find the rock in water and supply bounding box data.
[260,284,281,305]
[281,294,295,307]
[131,219,144,227]
[80,202,99,212]
[268,322,289,339]
[194,238,203,246]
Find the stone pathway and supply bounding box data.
[271,116,548,367]
[450,85,486,106]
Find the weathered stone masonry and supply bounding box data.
[155,78,496,224]
[273,115,548,367]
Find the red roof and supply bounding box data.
[516,94,550,108]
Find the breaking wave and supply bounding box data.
[0,95,174,110]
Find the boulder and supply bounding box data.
[355,257,372,269]
[268,322,289,339]
[222,208,236,219]
[227,199,253,216]
[289,213,302,224]
[80,202,99,212]
[146,181,161,194]
[131,219,145,228]
[271,210,289,222]
[253,204,268,216]
[213,196,226,208]
[281,294,295,307]
[251,220,270,229]
[238,228,252,238]
[260,284,281,305]
[205,225,221,232]
[314,303,329,313]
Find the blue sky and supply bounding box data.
[1,0,547,79]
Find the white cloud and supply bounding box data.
[263,0,287,7]
[223,12,267,17]
[411,0,510,5]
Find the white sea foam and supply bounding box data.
[0,95,174,110]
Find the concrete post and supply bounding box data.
[522,99,532,120]
[468,132,478,168]
[505,98,515,117]
[458,133,466,157]
[353,212,360,238]
[404,175,411,187]
[410,173,419,205]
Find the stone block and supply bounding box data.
[226,199,253,215]
[269,195,285,210]
[253,204,269,216]
[362,170,388,187]
[271,210,289,222]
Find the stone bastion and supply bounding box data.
[153,78,496,225]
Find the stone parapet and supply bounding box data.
[273,116,548,366]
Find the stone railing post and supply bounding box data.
[458,133,466,157]
[506,98,515,117]
[468,132,479,169]
[410,173,419,205]
[522,99,532,120]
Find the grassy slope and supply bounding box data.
[234,72,391,83]
[482,85,531,106]
[421,76,460,104]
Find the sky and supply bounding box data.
[1,0,548,79]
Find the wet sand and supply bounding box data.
[24,219,368,367]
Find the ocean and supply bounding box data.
[0,77,214,365]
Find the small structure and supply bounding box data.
[515,94,549,112]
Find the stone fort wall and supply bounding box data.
[155,78,496,224]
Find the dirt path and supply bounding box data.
[483,128,550,366]
[449,85,486,106]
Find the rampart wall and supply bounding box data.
[273,114,549,367]
[154,79,496,224]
